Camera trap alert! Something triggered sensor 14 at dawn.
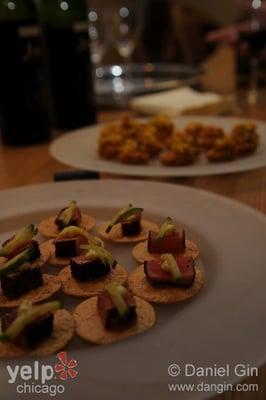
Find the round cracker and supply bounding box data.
[132,240,199,264]
[0,274,62,308]
[73,296,156,344]
[0,309,73,357]
[128,265,204,304]
[37,241,51,267]
[38,214,96,238]
[45,238,104,267]
[59,264,128,298]
[98,219,158,243]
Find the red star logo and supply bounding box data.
[55,351,78,380]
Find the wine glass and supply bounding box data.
[243,0,263,105]
[88,7,108,97]
[107,3,143,97]
[88,8,107,66]
[110,4,142,64]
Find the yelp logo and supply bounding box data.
[6,351,78,396]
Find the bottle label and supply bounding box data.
[73,21,89,33]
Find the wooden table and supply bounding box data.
[0,47,265,399]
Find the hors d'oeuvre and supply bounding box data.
[45,226,103,267]
[231,123,259,157]
[206,138,236,163]
[38,200,95,238]
[132,217,199,264]
[0,224,50,268]
[0,301,73,357]
[0,247,61,308]
[98,204,157,243]
[128,254,204,304]
[59,245,128,297]
[73,283,156,344]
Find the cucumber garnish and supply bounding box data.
[0,301,62,341]
[85,233,102,247]
[58,225,87,239]
[0,246,35,278]
[59,226,102,247]
[81,244,117,268]
[161,254,182,281]
[106,283,128,318]
[156,217,176,240]
[0,224,38,257]
[106,204,143,233]
[58,201,77,228]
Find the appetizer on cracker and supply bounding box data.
[46,226,103,267]
[38,200,95,238]
[0,301,73,357]
[73,283,156,344]
[0,248,61,308]
[59,245,128,297]
[128,254,204,304]
[132,217,199,264]
[0,224,50,268]
[98,204,157,243]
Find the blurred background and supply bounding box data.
[1,0,266,145]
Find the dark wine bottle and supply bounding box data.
[237,29,266,89]
[39,0,96,130]
[0,0,53,146]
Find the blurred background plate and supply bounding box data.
[50,116,266,178]
[94,63,203,107]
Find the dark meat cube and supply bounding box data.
[55,207,82,230]
[55,238,77,258]
[1,310,53,348]
[1,266,43,299]
[70,255,110,281]
[121,214,141,237]
[97,290,137,329]
[28,240,41,262]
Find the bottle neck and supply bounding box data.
[39,0,87,28]
[0,0,36,22]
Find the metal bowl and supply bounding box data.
[94,62,204,106]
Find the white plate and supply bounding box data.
[0,180,266,400]
[50,116,266,177]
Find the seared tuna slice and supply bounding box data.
[97,290,137,329]
[144,255,195,287]
[1,310,53,348]
[55,238,77,258]
[148,229,185,254]
[121,214,141,236]
[1,266,43,299]
[70,255,110,281]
